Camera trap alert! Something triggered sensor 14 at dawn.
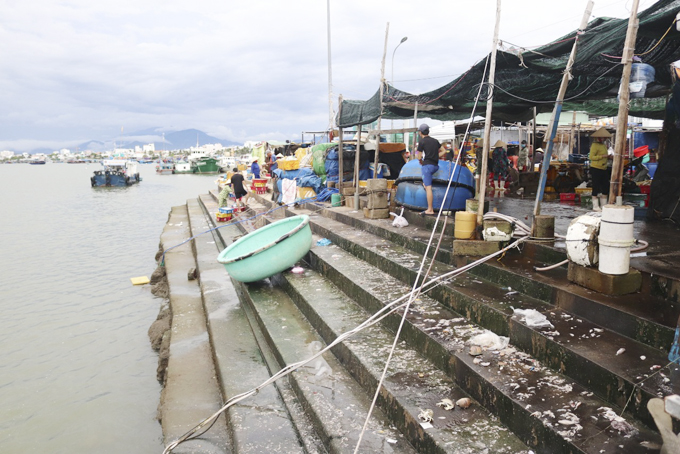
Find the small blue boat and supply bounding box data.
[91,160,141,187]
[395,160,475,212]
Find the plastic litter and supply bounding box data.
[291,266,305,274]
[616,348,626,356]
[391,207,409,228]
[513,308,554,329]
[316,238,332,246]
[468,331,510,350]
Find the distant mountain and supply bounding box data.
[28,128,240,154]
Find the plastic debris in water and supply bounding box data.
[291,266,305,274]
[316,238,332,246]
[616,348,626,356]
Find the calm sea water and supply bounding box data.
[0,163,219,453]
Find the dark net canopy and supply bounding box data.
[338,0,680,128]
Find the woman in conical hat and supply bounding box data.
[589,127,612,205]
[491,140,510,193]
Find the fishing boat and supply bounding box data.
[29,160,46,165]
[173,160,194,174]
[193,156,221,174]
[394,160,475,212]
[91,159,141,187]
[156,159,174,175]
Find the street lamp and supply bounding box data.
[391,36,408,137]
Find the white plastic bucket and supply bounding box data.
[566,214,601,267]
[598,205,634,275]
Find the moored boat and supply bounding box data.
[173,160,194,174]
[91,160,141,187]
[156,159,174,175]
[193,156,221,174]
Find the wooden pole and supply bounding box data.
[533,0,593,217]
[532,106,537,168]
[338,95,344,189]
[354,125,362,209]
[569,111,576,157]
[609,0,641,204]
[411,101,419,160]
[476,0,502,227]
[374,23,390,179]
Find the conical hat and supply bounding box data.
[591,127,612,138]
[475,138,484,147]
[492,140,507,148]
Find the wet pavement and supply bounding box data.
[484,196,680,282]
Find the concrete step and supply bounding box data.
[300,209,678,431]
[276,256,531,453]
[159,205,230,453]
[186,197,322,453]
[300,227,662,453]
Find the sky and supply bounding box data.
[0,0,653,152]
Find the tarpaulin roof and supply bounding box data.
[338,0,680,128]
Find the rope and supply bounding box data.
[162,234,529,454]
[353,52,491,453]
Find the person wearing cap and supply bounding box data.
[251,157,261,179]
[491,140,511,193]
[416,123,444,215]
[589,127,612,201]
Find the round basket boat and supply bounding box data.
[217,215,312,282]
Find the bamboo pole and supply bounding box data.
[609,0,641,204]
[411,101,419,160]
[533,0,593,217]
[338,95,344,189]
[532,106,537,169]
[476,0,502,228]
[374,23,390,179]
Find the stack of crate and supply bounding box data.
[363,179,389,219]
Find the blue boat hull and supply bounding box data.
[91,172,140,187]
[394,160,475,211]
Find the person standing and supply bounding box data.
[491,140,511,193]
[589,127,612,210]
[416,123,443,215]
[532,147,544,171]
[518,140,530,171]
[230,168,247,208]
[251,158,261,179]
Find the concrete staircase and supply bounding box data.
[157,192,679,453]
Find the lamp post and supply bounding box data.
[390,36,408,137]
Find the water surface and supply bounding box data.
[0,163,218,453]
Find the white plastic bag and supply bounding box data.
[391,208,409,228]
[468,330,510,350]
[513,308,554,329]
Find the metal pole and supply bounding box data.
[326,0,334,130]
[476,0,502,227]
[533,0,593,217]
[374,23,389,179]
[390,37,408,134]
[338,95,344,190]
[609,0,641,204]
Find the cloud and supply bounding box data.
[0,0,637,152]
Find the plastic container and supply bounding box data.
[580,195,593,209]
[628,63,655,99]
[575,187,592,196]
[253,178,267,187]
[454,211,476,239]
[331,193,342,207]
[560,193,577,202]
[298,187,317,200]
[217,215,312,282]
[598,205,634,275]
[623,193,647,207]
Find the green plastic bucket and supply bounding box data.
[331,193,341,207]
[217,215,312,282]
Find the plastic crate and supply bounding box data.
[253,178,267,188]
[580,195,592,208]
[575,187,592,196]
[255,186,266,194]
[559,193,577,202]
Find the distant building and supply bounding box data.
[0,150,14,160]
[143,143,155,153]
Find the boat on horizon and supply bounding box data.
[156,159,174,175]
[91,159,141,187]
[29,160,46,165]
